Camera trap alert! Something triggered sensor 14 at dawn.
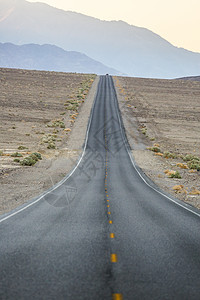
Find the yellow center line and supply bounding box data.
[111,254,118,263]
[108,212,111,215]
[110,233,115,238]
[107,205,110,208]
[112,294,123,300]
[109,220,113,224]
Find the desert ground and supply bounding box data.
[115,76,200,208]
[0,68,97,214]
[1,69,200,215]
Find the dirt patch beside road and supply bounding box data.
[115,76,200,209]
[0,68,97,215]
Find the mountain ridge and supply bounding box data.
[177,75,200,81]
[0,42,122,74]
[0,0,200,78]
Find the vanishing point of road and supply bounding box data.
[1,76,200,299]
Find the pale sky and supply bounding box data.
[28,0,200,53]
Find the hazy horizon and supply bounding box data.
[27,0,200,54]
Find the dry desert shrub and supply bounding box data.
[172,185,187,194]
[189,188,200,196]
[163,152,177,159]
[164,170,182,179]
[181,154,200,171]
[176,163,189,169]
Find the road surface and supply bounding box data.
[1,75,200,299]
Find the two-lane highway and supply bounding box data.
[1,76,200,299]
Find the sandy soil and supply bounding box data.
[0,68,97,215]
[1,70,199,214]
[114,76,200,209]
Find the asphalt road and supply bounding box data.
[1,75,200,300]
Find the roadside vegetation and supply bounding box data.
[0,68,96,172]
[144,139,200,201]
[39,76,95,150]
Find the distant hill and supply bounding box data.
[177,76,200,81]
[0,42,122,74]
[0,0,200,78]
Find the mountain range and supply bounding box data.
[0,42,121,74]
[178,76,200,81]
[0,0,200,78]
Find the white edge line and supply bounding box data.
[113,77,200,218]
[0,77,100,224]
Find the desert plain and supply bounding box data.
[0,68,200,215]
[0,68,96,214]
[116,76,200,208]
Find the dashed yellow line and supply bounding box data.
[111,254,117,263]
[105,133,119,296]
[112,294,123,300]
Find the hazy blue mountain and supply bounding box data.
[0,0,200,78]
[0,42,122,74]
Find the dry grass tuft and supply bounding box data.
[176,163,189,169]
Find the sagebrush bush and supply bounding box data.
[47,120,65,129]
[182,154,200,170]
[19,152,42,166]
[187,160,200,171]
[182,154,200,162]
[163,151,177,159]
[169,171,182,179]
[20,157,36,166]
[149,146,161,153]
[47,143,56,149]
[14,158,20,163]
[11,152,23,157]
[29,152,42,161]
[141,128,147,135]
[18,146,27,150]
